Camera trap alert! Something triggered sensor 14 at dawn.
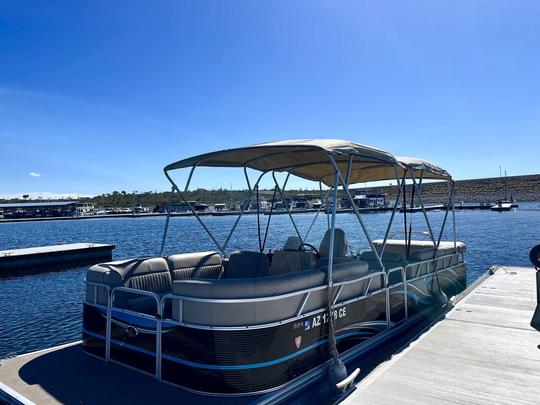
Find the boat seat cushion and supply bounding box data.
[86,257,172,309]
[359,250,403,264]
[167,251,222,280]
[223,250,269,279]
[317,259,380,299]
[171,269,326,326]
[87,257,172,297]
[316,259,369,281]
[173,269,325,299]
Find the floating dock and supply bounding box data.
[344,265,539,404]
[0,243,114,276]
[0,265,537,404]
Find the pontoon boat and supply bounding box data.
[82,140,467,397]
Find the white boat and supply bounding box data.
[491,201,513,211]
[491,169,514,211]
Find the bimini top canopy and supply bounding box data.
[397,157,451,180]
[165,139,450,186]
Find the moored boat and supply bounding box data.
[82,140,467,397]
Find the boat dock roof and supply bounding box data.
[344,265,540,404]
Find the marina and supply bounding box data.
[0,202,521,223]
[0,139,538,404]
[2,3,540,403]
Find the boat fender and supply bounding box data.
[529,245,540,269]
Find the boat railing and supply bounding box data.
[405,251,463,282]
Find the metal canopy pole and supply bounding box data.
[326,170,340,363]
[379,167,404,259]
[451,180,457,251]
[272,171,303,243]
[305,186,332,241]
[164,167,266,256]
[435,179,453,247]
[164,167,226,255]
[344,154,354,188]
[159,186,174,256]
[222,171,267,253]
[330,159,385,271]
[409,169,437,246]
[322,181,330,230]
[327,172,339,285]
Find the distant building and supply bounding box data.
[77,203,94,215]
[213,203,226,211]
[292,197,309,209]
[353,194,386,208]
[156,202,208,213]
[134,205,150,213]
[0,201,79,218]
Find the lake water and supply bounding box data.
[1,203,540,359]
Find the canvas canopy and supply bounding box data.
[396,156,451,180]
[165,139,450,186]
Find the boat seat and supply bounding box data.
[167,251,222,280]
[223,250,269,279]
[319,228,349,258]
[283,235,302,251]
[171,269,326,326]
[372,239,467,258]
[86,257,171,313]
[406,247,460,278]
[359,250,407,285]
[317,259,381,300]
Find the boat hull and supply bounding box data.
[82,264,466,395]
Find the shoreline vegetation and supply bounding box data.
[1,174,539,208]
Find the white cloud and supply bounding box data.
[29,172,41,177]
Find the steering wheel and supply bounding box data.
[298,243,320,259]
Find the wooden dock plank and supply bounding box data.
[344,266,540,405]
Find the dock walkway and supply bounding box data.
[344,265,540,404]
[0,243,114,275]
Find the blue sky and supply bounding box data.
[1,1,539,198]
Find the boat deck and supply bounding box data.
[344,265,540,404]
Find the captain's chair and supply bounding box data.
[317,228,352,267]
[319,228,349,258]
[283,236,302,251]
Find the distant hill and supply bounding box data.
[380,174,540,204]
[2,174,539,208]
